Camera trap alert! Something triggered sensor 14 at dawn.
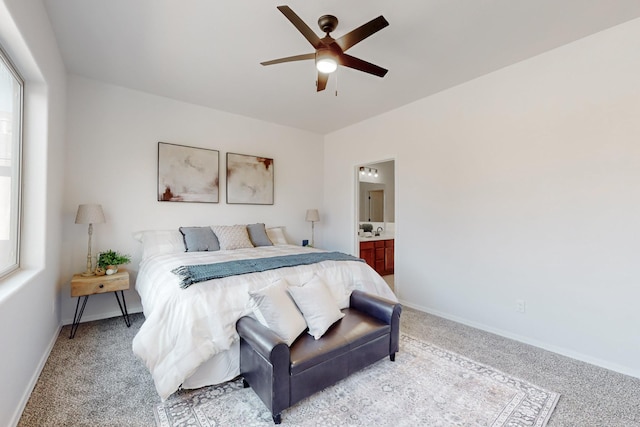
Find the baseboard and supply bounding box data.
[61,304,143,326]
[10,322,62,427]
[398,298,640,381]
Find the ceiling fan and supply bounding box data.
[261,5,389,92]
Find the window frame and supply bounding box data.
[0,44,24,278]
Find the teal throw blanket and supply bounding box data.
[172,251,364,289]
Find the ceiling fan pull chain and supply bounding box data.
[335,69,339,97]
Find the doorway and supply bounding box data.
[356,160,395,291]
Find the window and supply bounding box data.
[0,46,23,277]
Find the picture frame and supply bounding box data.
[157,142,220,203]
[226,152,274,205]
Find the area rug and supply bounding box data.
[154,334,559,427]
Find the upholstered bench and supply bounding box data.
[236,290,401,424]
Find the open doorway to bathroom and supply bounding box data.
[356,160,395,292]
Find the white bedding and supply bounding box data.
[132,244,396,400]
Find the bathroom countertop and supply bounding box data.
[358,234,394,242]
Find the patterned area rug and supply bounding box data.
[155,334,559,426]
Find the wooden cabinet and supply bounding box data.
[359,239,394,276]
[384,239,394,274]
[374,241,385,274]
[360,241,375,268]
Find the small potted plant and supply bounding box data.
[97,250,131,275]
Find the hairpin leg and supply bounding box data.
[114,290,131,327]
[70,296,89,339]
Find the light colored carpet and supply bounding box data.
[18,308,640,426]
[155,334,559,427]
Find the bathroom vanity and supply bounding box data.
[359,237,394,276]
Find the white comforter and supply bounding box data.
[132,245,396,400]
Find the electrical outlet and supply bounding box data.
[516,299,526,314]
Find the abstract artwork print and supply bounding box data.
[158,142,219,203]
[226,152,274,205]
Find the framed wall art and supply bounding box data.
[226,152,274,205]
[157,142,219,203]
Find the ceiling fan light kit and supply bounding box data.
[261,5,389,92]
[316,50,338,74]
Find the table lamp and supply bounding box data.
[305,209,320,247]
[75,204,105,276]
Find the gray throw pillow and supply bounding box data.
[247,223,274,247]
[179,226,220,252]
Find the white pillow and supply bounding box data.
[304,269,353,309]
[288,275,345,340]
[132,230,185,260]
[266,226,288,245]
[211,225,254,250]
[248,278,307,346]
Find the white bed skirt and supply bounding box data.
[181,340,240,389]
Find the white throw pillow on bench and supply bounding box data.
[248,278,306,346]
[288,275,345,340]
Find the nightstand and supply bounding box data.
[69,269,131,339]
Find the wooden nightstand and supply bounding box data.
[69,269,131,339]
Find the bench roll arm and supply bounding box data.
[236,316,289,362]
[350,290,402,355]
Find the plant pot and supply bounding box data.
[105,265,118,275]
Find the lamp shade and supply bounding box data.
[305,209,320,222]
[75,204,105,225]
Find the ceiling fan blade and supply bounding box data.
[338,53,388,77]
[261,53,315,66]
[316,72,329,92]
[277,5,322,49]
[334,15,389,52]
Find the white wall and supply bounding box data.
[0,0,67,425]
[325,18,640,378]
[61,76,324,324]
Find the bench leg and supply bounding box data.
[242,377,280,423]
[390,352,396,362]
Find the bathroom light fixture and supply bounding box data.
[359,167,378,178]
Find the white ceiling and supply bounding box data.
[43,0,640,135]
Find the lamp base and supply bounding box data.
[81,271,96,277]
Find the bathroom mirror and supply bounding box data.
[359,184,384,221]
[358,160,395,222]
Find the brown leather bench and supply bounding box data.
[236,290,401,424]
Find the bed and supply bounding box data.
[131,225,396,400]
